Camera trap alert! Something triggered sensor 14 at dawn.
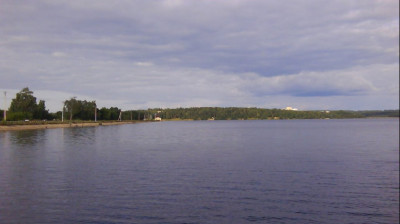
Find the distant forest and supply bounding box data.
[131,107,399,121]
[1,87,399,122]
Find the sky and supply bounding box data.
[0,0,398,112]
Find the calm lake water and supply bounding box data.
[0,119,398,224]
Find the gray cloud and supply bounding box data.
[0,0,398,111]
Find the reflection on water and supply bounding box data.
[61,127,97,148]
[8,130,46,146]
[0,119,398,224]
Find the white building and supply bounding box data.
[284,107,298,111]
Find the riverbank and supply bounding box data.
[0,121,139,131]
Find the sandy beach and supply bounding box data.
[0,121,137,132]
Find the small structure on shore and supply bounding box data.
[154,111,162,121]
[284,107,298,111]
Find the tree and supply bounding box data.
[64,97,79,121]
[9,87,37,115]
[98,107,111,120]
[34,100,49,120]
[63,97,97,121]
[76,100,96,120]
[8,87,48,120]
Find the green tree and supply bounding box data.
[34,100,49,120]
[9,87,37,115]
[64,97,79,121]
[74,100,96,120]
[8,87,49,120]
[99,107,111,120]
[63,98,96,121]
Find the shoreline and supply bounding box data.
[0,117,397,132]
[0,121,138,132]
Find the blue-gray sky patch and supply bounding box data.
[0,0,398,111]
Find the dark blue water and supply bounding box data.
[0,119,398,224]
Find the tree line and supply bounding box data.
[1,87,124,122]
[137,107,399,120]
[1,87,398,122]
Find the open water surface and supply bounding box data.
[0,119,399,224]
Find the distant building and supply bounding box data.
[154,111,162,121]
[284,107,298,111]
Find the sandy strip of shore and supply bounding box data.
[0,121,136,131]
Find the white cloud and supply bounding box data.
[240,64,399,97]
[52,52,67,57]
[134,62,153,67]
[162,0,184,8]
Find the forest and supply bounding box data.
[1,87,398,122]
[132,107,399,120]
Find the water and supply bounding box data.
[0,119,398,224]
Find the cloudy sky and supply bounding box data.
[0,0,398,112]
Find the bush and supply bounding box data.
[6,112,33,121]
